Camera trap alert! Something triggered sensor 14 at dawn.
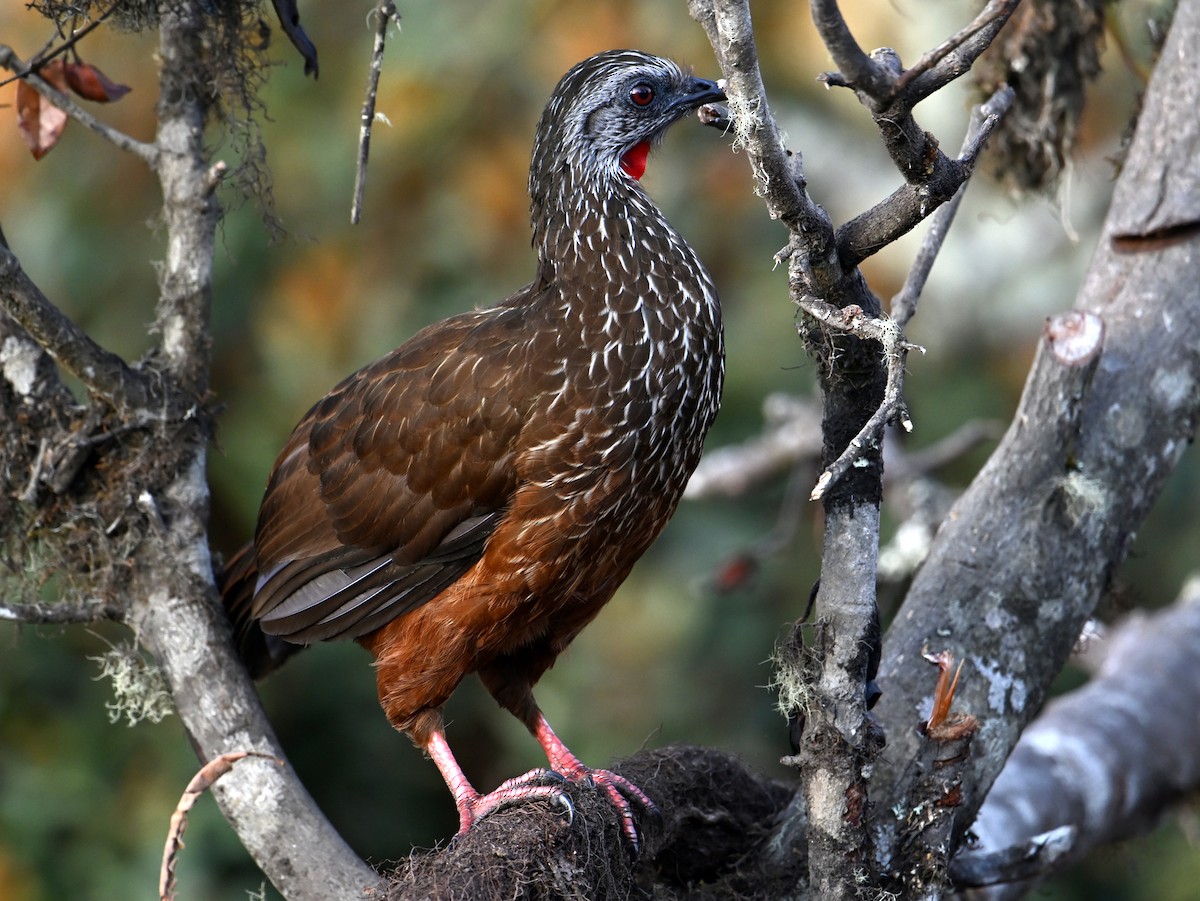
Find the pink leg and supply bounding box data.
[533,712,658,850]
[425,730,572,835]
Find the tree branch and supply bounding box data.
[109,4,382,896]
[961,579,1200,896]
[898,0,1022,101]
[687,0,836,263]
[350,0,398,224]
[0,2,120,89]
[0,597,123,624]
[835,84,1013,271]
[0,245,157,410]
[0,44,158,164]
[874,0,1200,857]
[891,87,1014,327]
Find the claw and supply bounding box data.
[457,767,576,833]
[532,713,658,852]
[553,791,576,825]
[588,767,658,851]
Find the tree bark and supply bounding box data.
[874,0,1200,846]
[958,581,1200,897]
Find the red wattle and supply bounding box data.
[620,141,650,180]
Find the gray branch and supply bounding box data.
[0,598,123,624]
[874,0,1200,856]
[959,580,1200,896]
[0,247,156,411]
[128,4,382,897]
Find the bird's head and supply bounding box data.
[530,50,725,192]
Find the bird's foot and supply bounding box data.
[555,762,659,851]
[532,712,659,851]
[453,767,575,835]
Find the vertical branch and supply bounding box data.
[118,4,383,896]
[153,5,218,398]
[351,0,398,224]
[691,2,886,897]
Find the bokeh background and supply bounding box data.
[1,1,1195,898]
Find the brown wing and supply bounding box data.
[248,293,542,644]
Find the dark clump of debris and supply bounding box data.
[379,745,798,901]
[975,0,1108,194]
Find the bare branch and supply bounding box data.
[0,598,123,624]
[950,825,1077,890]
[898,0,1022,101]
[834,85,1012,270]
[810,1,1019,254]
[0,44,157,165]
[875,1,1200,843]
[351,0,398,224]
[808,85,1013,499]
[963,579,1200,896]
[0,245,156,410]
[688,0,834,251]
[809,0,890,96]
[0,2,120,90]
[152,11,219,396]
[686,393,821,499]
[891,87,1015,326]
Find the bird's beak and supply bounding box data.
[672,76,726,111]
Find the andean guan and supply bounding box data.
[221,50,726,848]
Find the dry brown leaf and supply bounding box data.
[923,649,964,731]
[65,61,131,103]
[16,60,69,160]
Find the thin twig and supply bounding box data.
[896,0,1021,96]
[0,45,157,165]
[0,3,120,89]
[810,329,921,502]
[902,0,1022,102]
[812,84,1013,501]
[0,598,124,624]
[891,85,1015,326]
[351,0,399,224]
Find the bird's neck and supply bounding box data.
[530,168,702,301]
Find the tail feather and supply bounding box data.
[219,544,304,679]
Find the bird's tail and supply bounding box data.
[218,544,303,679]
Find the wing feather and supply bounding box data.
[248,293,545,642]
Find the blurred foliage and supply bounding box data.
[0,1,1195,899]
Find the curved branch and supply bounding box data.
[687,0,835,258]
[835,85,1013,270]
[961,583,1200,896]
[809,0,889,96]
[0,246,157,410]
[899,0,1022,101]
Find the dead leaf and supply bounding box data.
[65,61,131,103]
[16,60,69,160]
[923,649,963,732]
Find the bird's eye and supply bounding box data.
[629,84,655,107]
